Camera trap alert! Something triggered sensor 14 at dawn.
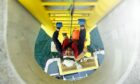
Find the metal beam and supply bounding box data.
[54,25,80,27]
[52,20,77,21]
[53,23,78,25]
[52,21,78,24]
[50,16,89,20]
[50,18,87,21]
[50,17,89,20]
[42,2,97,6]
[50,16,89,18]
[46,10,93,14]
[50,14,90,17]
[60,27,79,28]
[59,27,73,30]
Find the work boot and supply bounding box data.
[56,22,63,30]
[78,19,85,26]
[78,19,85,29]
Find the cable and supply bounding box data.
[68,0,75,37]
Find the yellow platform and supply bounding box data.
[58,56,99,75]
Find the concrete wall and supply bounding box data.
[0,0,140,84]
[97,0,140,84]
[0,0,22,83]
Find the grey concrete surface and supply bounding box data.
[0,0,23,84]
[121,0,140,83]
[123,55,140,84]
[97,0,140,84]
[0,0,140,84]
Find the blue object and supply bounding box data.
[56,22,62,29]
[97,54,104,65]
[48,61,59,75]
[78,19,85,25]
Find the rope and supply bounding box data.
[68,0,75,37]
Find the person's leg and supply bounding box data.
[77,19,86,54]
[52,30,62,54]
[78,26,86,54]
[71,42,79,59]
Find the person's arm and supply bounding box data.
[75,52,85,61]
[75,48,87,61]
[71,42,79,59]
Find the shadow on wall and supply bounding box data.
[35,27,104,69]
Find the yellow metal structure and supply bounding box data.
[19,0,120,44]
[50,17,89,21]
[42,2,97,6]
[50,14,90,17]
[45,10,93,14]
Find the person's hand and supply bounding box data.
[83,47,88,53]
[75,58,80,62]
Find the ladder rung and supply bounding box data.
[52,21,78,24]
[54,25,80,27]
[50,17,89,20]
[46,10,93,14]
[42,2,97,6]
[50,14,90,17]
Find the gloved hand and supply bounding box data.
[75,62,82,69]
[78,19,85,26]
[56,22,62,29]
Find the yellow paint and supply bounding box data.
[85,52,92,57]
[50,16,89,19]
[54,25,80,27]
[42,2,97,6]
[45,10,94,14]
[50,17,89,21]
[52,20,78,22]
[59,27,78,29]
[52,21,78,24]
[50,14,89,17]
